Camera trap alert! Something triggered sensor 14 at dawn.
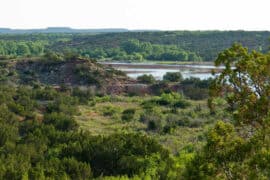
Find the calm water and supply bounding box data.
[101,62,221,80]
[120,68,214,80]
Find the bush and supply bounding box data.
[163,72,183,82]
[44,112,78,131]
[183,86,209,100]
[181,78,212,100]
[72,87,95,104]
[121,108,136,121]
[156,92,190,108]
[140,109,164,132]
[147,119,164,132]
[139,109,163,123]
[78,133,171,178]
[150,81,171,95]
[34,86,58,100]
[137,74,156,84]
[173,99,191,108]
[102,105,120,117]
[75,65,100,85]
[63,50,80,61]
[163,124,175,134]
[62,158,92,179]
[47,99,78,116]
[43,50,64,62]
[178,117,191,127]
[157,93,182,106]
[188,119,203,128]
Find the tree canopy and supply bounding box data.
[185,44,270,179]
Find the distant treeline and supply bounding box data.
[0,40,47,57]
[77,39,202,61]
[0,31,269,61]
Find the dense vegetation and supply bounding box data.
[1,29,270,179]
[0,85,178,179]
[0,53,215,179]
[0,40,47,57]
[184,44,270,179]
[0,31,269,61]
[0,66,220,179]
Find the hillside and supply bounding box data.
[1,43,270,179]
[0,31,269,61]
[51,31,270,60]
[0,57,133,93]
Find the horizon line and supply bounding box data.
[0,27,270,32]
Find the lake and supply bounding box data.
[101,62,222,80]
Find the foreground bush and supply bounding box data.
[184,44,270,179]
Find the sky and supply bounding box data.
[1,0,270,30]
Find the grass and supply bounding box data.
[75,95,219,154]
[76,104,146,135]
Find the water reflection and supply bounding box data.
[101,62,220,80]
[119,68,214,80]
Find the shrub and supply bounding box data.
[140,110,164,132]
[163,124,175,134]
[189,119,203,128]
[150,81,171,95]
[72,87,95,104]
[121,108,136,121]
[74,64,100,86]
[178,117,191,127]
[139,110,163,124]
[147,119,164,132]
[163,72,183,82]
[43,50,64,62]
[181,78,212,100]
[102,105,120,117]
[173,99,191,108]
[156,92,190,108]
[44,112,78,131]
[183,86,209,100]
[156,93,179,106]
[62,158,92,179]
[137,74,156,84]
[46,95,79,115]
[78,133,171,178]
[63,50,80,61]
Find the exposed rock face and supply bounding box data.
[0,58,185,95]
[1,58,134,93]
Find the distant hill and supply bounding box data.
[51,31,270,61]
[0,30,269,61]
[0,27,131,34]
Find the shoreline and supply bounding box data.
[100,61,223,71]
[99,60,215,65]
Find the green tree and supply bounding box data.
[121,39,141,54]
[163,72,183,82]
[17,43,30,56]
[185,44,270,179]
[209,43,270,126]
[188,52,202,61]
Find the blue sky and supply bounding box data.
[1,0,270,30]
